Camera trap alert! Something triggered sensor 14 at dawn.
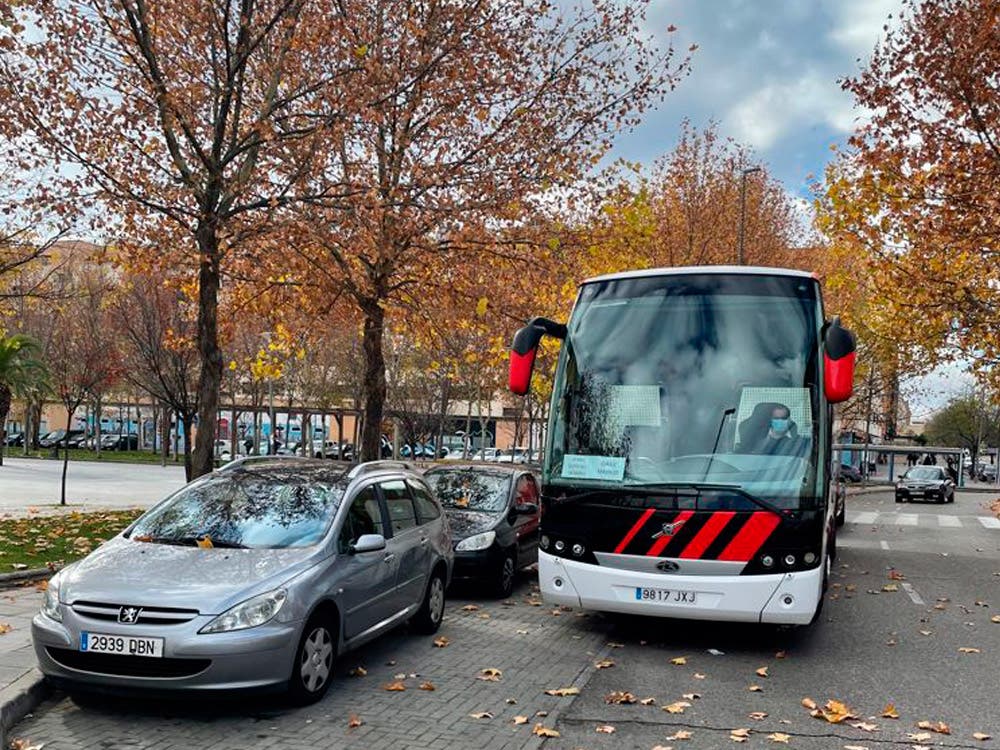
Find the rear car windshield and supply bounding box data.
[424,469,512,513]
[905,467,944,480]
[129,470,346,548]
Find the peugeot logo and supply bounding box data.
[118,606,142,624]
[656,560,680,572]
[651,520,687,539]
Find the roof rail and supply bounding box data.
[215,454,306,472]
[347,460,417,479]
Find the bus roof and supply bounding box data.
[582,265,816,286]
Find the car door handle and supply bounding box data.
[419,537,428,545]
[383,553,395,563]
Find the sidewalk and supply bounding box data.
[0,585,46,748]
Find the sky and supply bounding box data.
[606,0,901,199]
[597,0,970,417]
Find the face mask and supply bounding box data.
[771,418,789,434]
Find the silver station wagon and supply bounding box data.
[32,459,453,703]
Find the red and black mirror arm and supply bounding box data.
[509,317,567,395]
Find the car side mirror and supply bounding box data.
[823,317,856,404]
[350,534,386,554]
[897,475,904,480]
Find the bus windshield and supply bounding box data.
[547,273,823,508]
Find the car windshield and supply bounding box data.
[547,273,823,508]
[425,469,512,513]
[905,467,944,480]
[129,469,347,548]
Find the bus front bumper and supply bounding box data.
[539,551,822,625]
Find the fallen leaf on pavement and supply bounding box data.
[882,584,898,592]
[348,666,367,677]
[9,740,45,750]
[919,630,932,636]
[595,724,615,734]
[756,666,769,677]
[418,682,435,691]
[544,686,579,696]
[731,728,751,742]
[461,604,480,612]
[595,658,615,669]
[532,725,559,738]
[851,722,879,732]
[749,685,763,692]
[682,692,701,700]
[974,732,992,740]
[908,732,932,742]
[667,730,692,740]
[749,711,768,721]
[347,714,363,728]
[34,580,48,592]
[477,668,503,681]
[670,656,687,665]
[693,672,706,679]
[775,650,787,659]
[958,647,980,654]
[383,681,406,691]
[768,733,790,744]
[991,615,1000,623]
[604,691,636,705]
[0,623,12,635]
[640,696,657,706]
[888,569,905,580]
[513,716,528,725]
[663,701,691,714]
[607,641,625,648]
[916,720,950,734]
[882,704,900,719]
[469,712,493,720]
[433,636,449,647]
[843,746,868,750]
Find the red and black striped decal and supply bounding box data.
[607,509,780,562]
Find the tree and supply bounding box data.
[1,0,359,478]
[0,333,47,466]
[924,392,1000,468]
[294,0,691,460]
[833,0,1000,383]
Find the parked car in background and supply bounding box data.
[4,432,24,447]
[39,429,86,449]
[311,439,341,458]
[895,465,955,503]
[836,463,862,483]
[32,458,453,703]
[471,447,500,462]
[103,434,139,451]
[978,463,998,482]
[423,464,540,598]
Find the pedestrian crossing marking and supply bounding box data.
[845,512,1000,529]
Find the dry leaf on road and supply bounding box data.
[663,701,691,714]
[749,711,768,721]
[513,716,528,725]
[347,714,363,728]
[544,686,580,696]
[477,668,502,681]
[667,729,693,740]
[682,692,701,700]
[730,728,751,743]
[594,659,615,669]
[640,697,657,705]
[671,656,688,665]
[916,720,950,734]
[461,604,479,612]
[755,666,769,677]
[469,712,493,720]
[433,636,449,648]
[693,672,707,679]
[595,724,616,734]
[908,732,932,742]
[0,623,12,635]
[882,703,900,719]
[418,682,435,691]
[382,681,406,691]
[973,732,992,740]
[348,666,367,677]
[768,733,790,744]
[532,724,559,738]
[958,647,981,654]
[748,685,763,692]
[604,691,636,705]
[851,722,879,732]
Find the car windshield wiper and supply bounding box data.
[138,535,249,549]
[620,482,788,518]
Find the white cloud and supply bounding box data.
[726,72,856,151]
[827,0,900,60]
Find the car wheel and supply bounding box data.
[410,570,446,634]
[288,617,336,705]
[495,552,517,598]
[895,495,904,503]
[936,492,946,504]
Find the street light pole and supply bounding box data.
[738,166,761,265]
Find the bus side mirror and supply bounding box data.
[508,317,566,395]
[823,318,856,404]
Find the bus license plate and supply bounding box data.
[81,632,164,658]
[635,587,697,604]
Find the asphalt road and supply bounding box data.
[9,489,1000,750]
[0,457,186,511]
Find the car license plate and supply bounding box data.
[635,587,697,604]
[80,632,164,658]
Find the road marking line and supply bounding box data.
[880,540,890,551]
[901,582,924,606]
[938,515,962,528]
[978,516,1000,529]
[850,511,879,525]
[894,514,918,526]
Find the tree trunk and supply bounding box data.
[0,383,10,467]
[180,413,194,481]
[61,405,75,505]
[192,227,223,478]
[95,394,102,457]
[360,300,387,461]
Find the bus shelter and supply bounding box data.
[833,444,967,487]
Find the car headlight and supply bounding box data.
[41,574,62,622]
[455,530,496,552]
[199,589,287,634]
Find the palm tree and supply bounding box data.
[0,333,48,466]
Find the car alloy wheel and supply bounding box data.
[497,554,516,598]
[428,576,445,624]
[299,625,333,694]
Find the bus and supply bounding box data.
[508,267,855,625]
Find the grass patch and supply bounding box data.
[14,449,177,465]
[0,508,145,572]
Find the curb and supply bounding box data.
[846,484,1000,496]
[0,569,52,588]
[0,669,50,750]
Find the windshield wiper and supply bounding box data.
[621,482,788,518]
[141,535,249,549]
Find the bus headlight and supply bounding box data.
[554,539,565,552]
[803,552,817,565]
[783,554,796,567]
[760,555,774,568]
[571,543,585,557]
[540,535,550,551]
